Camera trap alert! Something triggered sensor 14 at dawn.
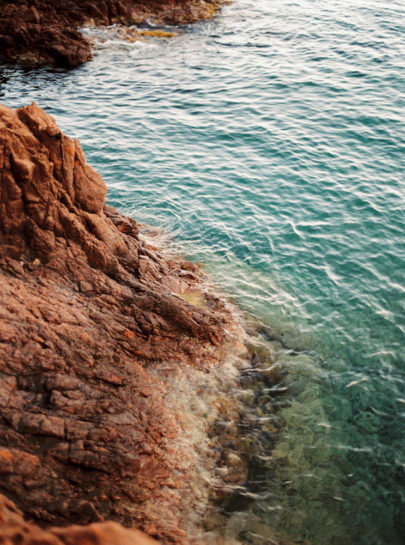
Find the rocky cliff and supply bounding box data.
[0,102,242,544]
[0,0,226,68]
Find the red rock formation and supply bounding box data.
[0,493,158,545]
[0,0,226,68]
[0,103,235,543]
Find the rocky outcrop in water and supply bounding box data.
[0,102,236,543]
[0,0,226,68]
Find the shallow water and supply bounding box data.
[1,0,404,543]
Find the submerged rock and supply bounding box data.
[0,0,227,68]
[0,102,238,543]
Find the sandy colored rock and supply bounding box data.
[0,102,235,543]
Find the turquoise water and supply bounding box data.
[1,0,404,543]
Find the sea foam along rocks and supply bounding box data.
[0,0,227,68]
[0,102,239,544]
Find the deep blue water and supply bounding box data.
[1,0,404,543]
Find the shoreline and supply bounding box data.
[1,0,402,542]
[0,102,258,544]
[0,0,228,68]
[0,5,295,544]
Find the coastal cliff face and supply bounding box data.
[0,0,226,68]
[0,103,239,543]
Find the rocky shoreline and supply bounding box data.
[0,102,254,544]
[0,0,227,68]
[0,3,289,543]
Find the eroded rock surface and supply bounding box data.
[0,102,234,543]
[0,493,158,545]
[0,0,226,68]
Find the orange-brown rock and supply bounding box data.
[0,493,158,545]
[0,0,226,68]
[0,102,234,543]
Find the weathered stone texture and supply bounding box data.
[0,103,232,543]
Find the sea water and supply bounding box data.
[1,0,404,543]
